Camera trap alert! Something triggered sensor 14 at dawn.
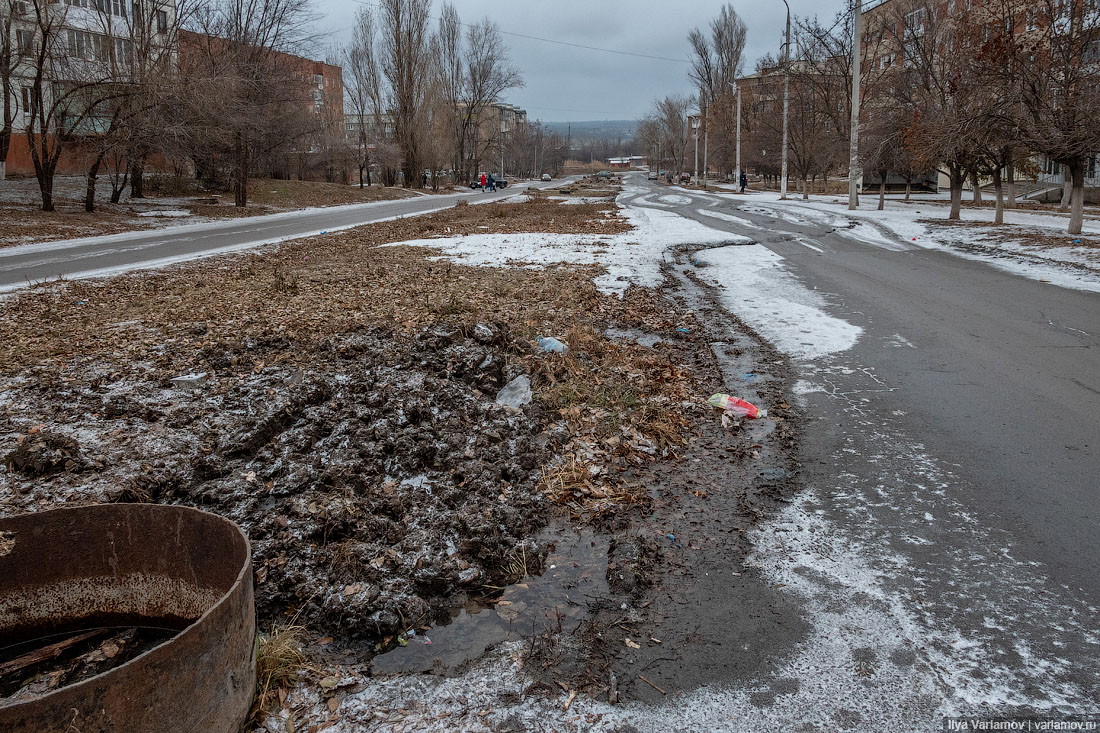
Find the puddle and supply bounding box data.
[370,526,608,677]
[604,327,663,349]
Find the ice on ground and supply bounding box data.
[754,193,1100,291]
[382,201,747,296]
[692,244,862,360]
[136,210,191,218]
[696,208,758,229]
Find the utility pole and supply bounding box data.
[703,100,709,189]
[729,80,742,186]
[849,0,863,209]
[692,114,700,183]
[780,0,791,200]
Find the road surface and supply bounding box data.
[0,180,569,292]
[621,174,1100,721]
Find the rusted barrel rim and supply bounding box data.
[0,504,257,731]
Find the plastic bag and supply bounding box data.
[708,393,767,419]
[536,336,568,353]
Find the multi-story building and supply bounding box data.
[2,0,178,176]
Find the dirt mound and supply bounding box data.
[1,323,554,643]
[3,432,85,476]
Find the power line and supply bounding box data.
[350,0,690,64]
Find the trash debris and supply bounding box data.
[666,533,682,549]
[1071,239,1082,244]
[675,327,691,334]
[536,336,568,353]
[708,393,767,419]
[169,372,207,390]
[495,374,532,408]
[624,638,640,649]
[720,413,739,430]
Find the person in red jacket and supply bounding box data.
[480,172,487,189]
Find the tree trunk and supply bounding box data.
[234,136,248,207]
[0,160,5,182]
[1068,161,1085,235]
[1006,163,1016,209]
[129,159,144,198]
[878,172,886,210]
[802,175,809,200]
[949,166,964,220]
[85,153,104,213]
[359,165,364,188]
[971,171,982,204]
[1060,168,1071,211]
[905,177,912,201]
[992,168,1004,225]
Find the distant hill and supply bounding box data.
[544,120,638,142]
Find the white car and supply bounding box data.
[647,171,658,180]
[541,173,552,181]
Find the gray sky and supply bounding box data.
[313,0,844,122]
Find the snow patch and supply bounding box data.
[383,201,744,296]
[692,245,862,360]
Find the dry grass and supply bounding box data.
[251,623,309,724]
[0,195,705,513]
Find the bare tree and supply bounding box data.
[1011,0,1100,234]
[377,0,432,187]
[436,8,522,183]
[20,0,132,211]
[688,4,746,176]
[345,5,386,187]
[182,0,317,207]
[1,0,32,181]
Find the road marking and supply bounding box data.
[795,239,824,253]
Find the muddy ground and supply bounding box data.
[0,186,806,726]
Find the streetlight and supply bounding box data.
[689,113,701,183]
[780,0,791,200]
[728,80,742,188]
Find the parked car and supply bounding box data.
[597,170,612,179]
[679,172,692,183]
[541,173,552,181]
[647,170,658,180]
[493,175,508,189]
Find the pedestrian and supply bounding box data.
[739,170,748,194]
[422,172,427,188]
[487,174,496,192]
[480,172,487,190]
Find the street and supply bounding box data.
[0,181,568,292]
[619,173,1100,719]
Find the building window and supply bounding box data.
[21,86,35,116]
[157,9,168,33]
[114,37,132,66]
[95,0,127,17]
[15,28,34,55]
[1026,9,1038,31]
[905,8,926,36]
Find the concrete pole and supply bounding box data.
[703,101,709,189]
[849,0,863,209]
[736,84,742,184]
[693,115,699,183]
[781,0,791,200]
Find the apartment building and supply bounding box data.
[860,0,1100,195]
[2,0,178,175]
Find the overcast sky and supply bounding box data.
[312,0,845,122]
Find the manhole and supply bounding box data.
[0,504,255,732]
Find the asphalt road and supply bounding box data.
[623,174,1100,717]
[0,180,569,292]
